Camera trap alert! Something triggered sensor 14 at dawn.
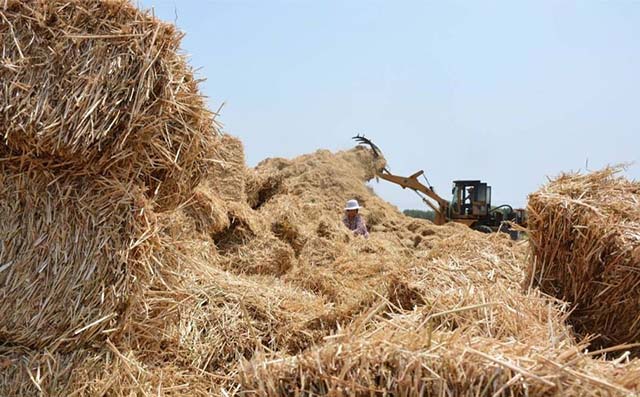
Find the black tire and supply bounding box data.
[473,225,493,234]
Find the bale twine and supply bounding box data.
[527,167,640,349]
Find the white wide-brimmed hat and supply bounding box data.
[344,199,361,210]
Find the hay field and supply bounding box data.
[1,1,639,396]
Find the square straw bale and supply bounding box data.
[527,167,640,349]
[0,162,153,351]
[0,0,217,210]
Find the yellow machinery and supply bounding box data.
[353,135,527,233]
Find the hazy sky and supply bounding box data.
[139,0,638,210]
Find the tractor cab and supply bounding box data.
[450,180,491,219]
[514,208,528,227]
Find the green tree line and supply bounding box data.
[403,209,435,221]
[403,206,515,222]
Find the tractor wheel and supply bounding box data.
[473,225,493,234]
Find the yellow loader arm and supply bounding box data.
[353,134,449,225]
[376,169,449,225]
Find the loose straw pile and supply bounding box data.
[239,225,640,396]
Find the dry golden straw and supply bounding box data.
[2,1,640,396]
[527,166,640,351]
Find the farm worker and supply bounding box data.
[343,199,369,238]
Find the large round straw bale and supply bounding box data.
[0,0,216,209]
[527,167,640,349]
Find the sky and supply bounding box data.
[139,0,639,210]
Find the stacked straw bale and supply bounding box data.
[0,0,215,351]
[1,1,241,394]
[1,0,215,209]
[0,165,152,350]
[527,167,640,350]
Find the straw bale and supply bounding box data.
[246,168,285,209]
[211,201,263,253]
[1,0,217,209]
[527,167,640,349]
[183,184,231,236]
[219,235,297,276]
[0,162,153,351]
[206,134,249,202]
[0,345,226,396]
